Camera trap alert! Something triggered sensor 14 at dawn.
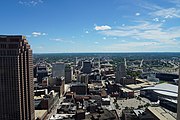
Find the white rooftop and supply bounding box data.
[50,114,75,120]
[142,83,178,98]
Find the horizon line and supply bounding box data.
[33,51,180,54]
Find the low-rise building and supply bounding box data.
[146,106,176,120]
[70,83,88,95]
[34,90,59,112]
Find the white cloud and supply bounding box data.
[50,38,63,42]
[138,1,180,19]
[94,42,99,44]
[85,31,89,34]
[117,22,162,31]
[94,25,111,31]
[99,22,180,45]
[135,13,140,16]
[103,37,106,40]
[138,1,162,11]
[50,38,75,44]
[19,0,43,6]
[26,35,31,38]
[32,32,47,37]
[168,0,180,7]
[161,20,166,23]
[42,33,47,35]
[37,46,44,49]
[153,18,159,22]
[32,32,41,37]
[150,8,180,19]
[121,40,126,42]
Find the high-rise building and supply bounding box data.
[75,57,78,66]
[177,64,180,120]
[52,62,65,78]
[115,62,126,83]
[81,61,92,74]
[0,35,35,120]
[65,64,73,83]
[36,64,48,83]
[78,74,89,84]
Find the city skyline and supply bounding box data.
[0,0,180,53]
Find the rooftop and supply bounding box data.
[126,82,154,90]
[49,114,75,120]
[142,83,178,98]
[35,110,47,120]
[147,107,176,120]
[121,87,133,92]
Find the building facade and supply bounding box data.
[115,62,126,83]
[65,64,73,83]
[36,64,48,83]
[0,35,35,120]
[81,61,92,74]
[52,62,65,78]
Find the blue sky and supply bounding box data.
[0,0,180,53]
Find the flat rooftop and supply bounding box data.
[35,110,47,119]
[126,82,154,90]
[147,107,176,120]
[121,87,133,92]
[34,95,45,100]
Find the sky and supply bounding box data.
[0,0,180,53]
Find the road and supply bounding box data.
[45,97,64,120]
[46,84,71,119]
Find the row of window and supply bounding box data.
[0,44,19,49]
[0,50,18,55]
[0,38,20,42]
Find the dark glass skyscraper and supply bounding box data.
[81,61,92,74]
[0,35,34,120]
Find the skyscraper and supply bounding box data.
[65,64,73,83]
[115,62,126,83]
[81,61,92,74]
[52,62,65,78]
[0,35,35,120]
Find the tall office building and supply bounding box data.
[75,57,78,66]
[0,35,35,120]
[65,64,73,83]
[78,74,89,84]
[115,62,126,83]
[81,61,92,74]
[177,64,180,120]
[52,62,65,78]
[36,64,48,83]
